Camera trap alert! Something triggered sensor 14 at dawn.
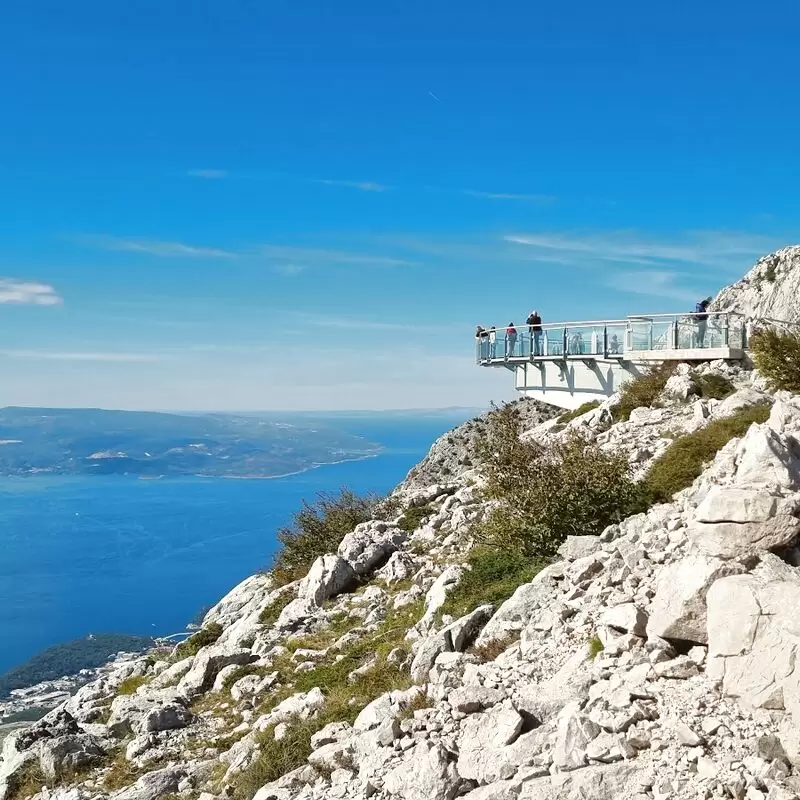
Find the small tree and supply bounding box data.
[477,404,647,558]
[271,488,378,584]
[751,329,800,393]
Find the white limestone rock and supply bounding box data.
[298,554,356,607]
[647,554,745,644]
[338,520,407,576]
[456,704,524,783]
[384,741,460,800]
[552,702,601,771]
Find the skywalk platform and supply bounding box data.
[476,312,747,410]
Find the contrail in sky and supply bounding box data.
[428,91,441,102]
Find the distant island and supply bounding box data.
[0,407,381,478]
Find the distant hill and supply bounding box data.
[0,407,380,477]
[0,634,155,699]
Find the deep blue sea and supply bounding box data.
[0,414,471,674]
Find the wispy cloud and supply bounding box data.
[463,190,555,203]
[261,245,416,269]
[187,169,229,179]
[603,270,700,304]
[0,280,62,306]
[314,179,387,192]
[0,349,163,362]
[272,263,307,277]
[505,230,773,270]
[80,235,237,259]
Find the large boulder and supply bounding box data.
[420,566,464,627]
[456,704,524,783]
[384,741,460,800]
[177,646,256,699]
[338,521,407,576]
[38,734,106,783]
[689,486,800,559]
[707,554,800,714]
[552,702,601,771]
[474,564,563,647]
[733,424,800,490]
[112,766,188,800]
[299,555,356,606]
[410,606,493,683]
[647,554,744,644]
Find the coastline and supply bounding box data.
[211,451,381,481]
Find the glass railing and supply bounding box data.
[475,312,747,364]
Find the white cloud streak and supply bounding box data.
[603,270,700,304]
[260,245,416,269]
[0,350,164,362]
[0,280,62,306]
[314,179,387,192]
[505,230,773,269]
[272,263,307,277]
[463,190,555,203]
[187,169,229,179]
[80,235,237,259]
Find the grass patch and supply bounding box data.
[694,373,735,400]
[471,634,520,663]
[175,622,223,659]
[5,761,45,800]
[557,400,601,424]
[101,749,143,792]
[221,664,268,692]
[116,675,149,696]
[258,589,295,627]
[611,363,675,421]
[233,602,424,800]
[643,404,771,502]
[439,548,544,620]
[751,328,800,393]
[397,503,434,532]
[588,636,604,659]
[271,489,379,586]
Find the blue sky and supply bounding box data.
[0,0,798,410]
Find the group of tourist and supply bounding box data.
[476,299,716,361]
[475,311,543,359]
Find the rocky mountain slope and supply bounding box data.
[6,252,800,800]
[712,245,800,324]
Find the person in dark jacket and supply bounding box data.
[695,297,712,346]
[526,310,543,356]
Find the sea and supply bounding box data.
[0,413,472,676]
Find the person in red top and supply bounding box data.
[506,323,518,357]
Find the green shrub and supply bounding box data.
[439,548,544,620]
[765,261,778,283]
[694,373,735,400]
[643,404,771,502]
[588,636,604,658]
[611,363,676,421]
[271,488,378,585]
[477,404,648,559]
[397,504,433,532]
[751,329,800,393]
[175,622,223,659]
[116,675,148,696]
[557,400,601,425]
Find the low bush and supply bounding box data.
[751,328,800,393]
[588,636,604,658]
[271,488,378,585]
[477,404,648,559]
[397,503,433,532]
[439,548,544,620]
[557,400,601,425]
[175,622,223,659]
[116,675,148,696]
[694,373,735,400]
[611,363,676,421]
[643,404,771,502]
